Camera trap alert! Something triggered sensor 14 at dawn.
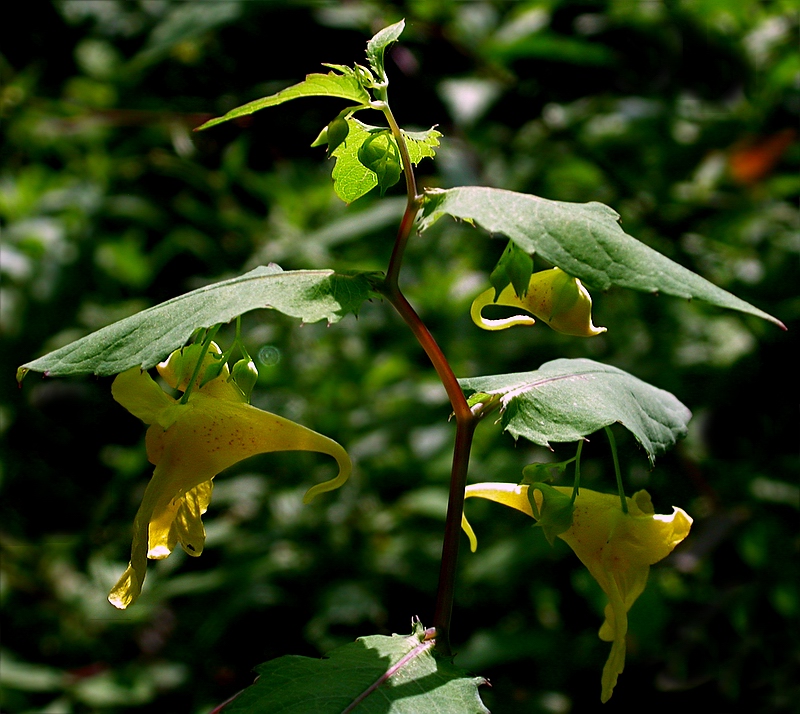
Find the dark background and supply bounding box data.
[2,1,798,712]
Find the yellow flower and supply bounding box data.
[108,342,351,610]
[471,267,606,336]
[462,482,692,702]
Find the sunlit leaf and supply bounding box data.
[329,119,441,203]
[195,70,370,131]
[330,117,380,203]
[403,127,442,164]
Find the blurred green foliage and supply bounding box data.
[1,1,798,712]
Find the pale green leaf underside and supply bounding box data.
[420,187,784,328]
[19,265,377,378]
[223,626,489,714]
[366,20,406,81]
[460,358,691,463]
[195,71,370,131]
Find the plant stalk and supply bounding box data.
[378,100,475,654]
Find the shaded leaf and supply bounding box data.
[460,358,691,463]
[490,241,534,299]
[223,623,488,714]
[526,482,575,545]
[420,187,785,328]
[130,2,242,69]
[486,32,616,66]
[521,458,573,483]
[18,266,378,378]
[195,71,370,132]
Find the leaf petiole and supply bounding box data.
[604,426,627,514]
[571,439,583,504]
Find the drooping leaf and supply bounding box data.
[18,265,379,379]
[222,622,489,714]
[358,130,402,195]
[420,187,785,328]
[525,482,575,545]
[460,358,692,464]
[195,70,370,132]
[366,20,406,82]
[490,241,534,299]
[311,110,350,158]
[329,119,441,203]
[330,117,381,203]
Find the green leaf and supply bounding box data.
[18,265,378,379]
[325,114,351,157]
[420,187,785,328]
[330,117,381,203]
[129,2,242,70]
[490,241,534,299]
[486,32,616,67]
[460,358,692,464]
[366,20,406,82]
[222,622,488,714]
[521,459,572,483]
[195,70,370,132]
[358,130,402,195]
[525,482,575,546]
[329,119,442,203]
[403,127,443,164]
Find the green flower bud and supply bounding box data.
[231,357,259,402]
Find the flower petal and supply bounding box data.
[174,480,213,557]
[462,482,535,552]
[470,268,606,336]
[111,368,176,427]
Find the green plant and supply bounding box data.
[16,21,785,711]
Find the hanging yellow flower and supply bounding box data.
[470,267,606,336]
[462,482,692,702]
[108,342,351,610]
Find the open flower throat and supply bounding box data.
[462,483,692,702]
[108,342,351,610]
